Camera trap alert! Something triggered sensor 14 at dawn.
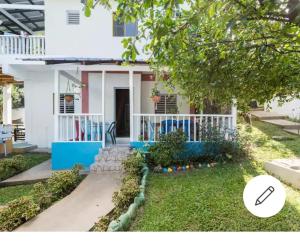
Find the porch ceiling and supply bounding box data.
[0,0,44,34]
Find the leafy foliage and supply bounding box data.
[0,153,50,181]
[87,0,300,109]
[148,129,186,167]
[0,197,40,231]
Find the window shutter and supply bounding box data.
[60,94,75,114]
[66,11,80,25]
[155,94,177,114]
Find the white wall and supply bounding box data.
[12,108,25,123]
[45,0,146,59]
[88,72,141,122]
[267,98,300,119]
[141,81,190,114]
[24,71,54,148]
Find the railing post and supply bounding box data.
[54,70,60,141]
[231,98,237,130]
[102,71,106,147]
[129,70,134,142]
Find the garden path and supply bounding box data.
[15,173,121,231]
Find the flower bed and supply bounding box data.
[0,166,83,231]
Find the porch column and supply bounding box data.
[102,71,106,147]
[231,98,237,130]
[54,70,60,141]
[2,84,12,125]
[129,70,134,142]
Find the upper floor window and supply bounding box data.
[155,94,178,114]
[66,10,80,25]
[113,16,138,37]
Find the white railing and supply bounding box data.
[132,113,236,142]
[57,114,104,142]
[0,35,45,56]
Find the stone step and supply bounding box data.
[250,110,287,120]
[90,146,131,173]
[283,129,300,135]
[262,119,300,129]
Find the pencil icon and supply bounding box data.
[255,186,275,206]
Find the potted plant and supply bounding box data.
[64,94,74,103]
[150,85,161,103]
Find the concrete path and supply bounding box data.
[1,160,51,186]
[15,173,121,232]
[251,110,300,135]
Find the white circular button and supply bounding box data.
[243,175,286,218]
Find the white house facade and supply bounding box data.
[0,0,237,170]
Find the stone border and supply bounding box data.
[107,164,149,231]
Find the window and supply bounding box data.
[60,94,75,114]
[155,94,178,114]
[66,10,80,25]
[113,16,138,37]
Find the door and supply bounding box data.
[115,89,130,137]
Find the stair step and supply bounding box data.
[250,111,287,120]
[262,119,300,129]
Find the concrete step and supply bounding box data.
[90,146,131,173]
[250,111,287,120]
[283,129,300,135]
[262,119,300,129]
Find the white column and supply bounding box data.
[54,70,60,141]
[129,70,134,142]
[231,98,237,130]
[102,71,106,147]
[2,84,12,125]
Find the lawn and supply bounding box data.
[0,184,34,205]
[0,152,51,181]
[130,120,300,231]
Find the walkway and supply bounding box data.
[250,110,300,135]
[1,160,51,186]
[15,173,122,231]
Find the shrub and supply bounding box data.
[0,155,27,181]
[112,176,140,216]
[200,127,250,163]
[93,215,111,232]
[0,197,40,231]
[148,129,186,167]
[31,182,52,209]
[45,166,81,202]
[122,151,144,176]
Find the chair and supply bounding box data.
[106,122,116,144]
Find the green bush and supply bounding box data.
[122,151,144,175]
[31,182,52,210]
[0,197,40,231]
[93,215,111,232]
[148,129,186,167]
[112,176,140,216]
[0,155,27,181]
[47,167,81,201]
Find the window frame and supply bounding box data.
[112,14,138,37]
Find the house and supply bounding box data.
[266,98,300,120]
[0,0,237,170]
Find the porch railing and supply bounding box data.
[132,114,236,142]
[0,35,45,56]
[57,114,104,142]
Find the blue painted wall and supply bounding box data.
[130,141,205,159]
[52,142,102,170]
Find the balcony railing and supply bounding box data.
[57,114,104,142]
[132,114,236,142]
[0,35,45,56]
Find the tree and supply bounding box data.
[85,0,300,109]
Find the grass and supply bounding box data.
[0,184,34,206]
[0,152,50,181]
[130,120,300,231]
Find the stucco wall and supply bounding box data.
[45,0,146,59]
[24,71,54,148]
[267,98,300,120]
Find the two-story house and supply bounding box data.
[0,0,237,170]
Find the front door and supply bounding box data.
[115,89,130,137]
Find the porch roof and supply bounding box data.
[21,57,148,65]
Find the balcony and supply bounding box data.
[0,35,45,56]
